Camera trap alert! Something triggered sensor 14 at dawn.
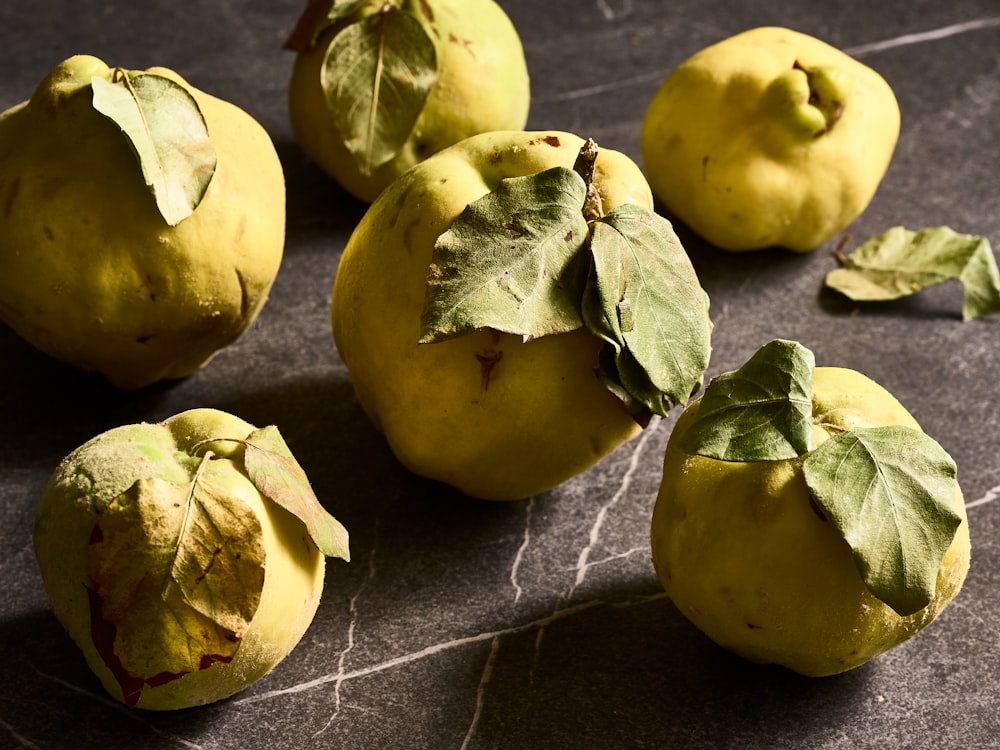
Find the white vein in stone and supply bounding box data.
[459,636,502,750]
[595,0,633,22]
[569,417,661,596]
[529,421,661,685]
[535,69,666,103]
[510,497,535,604]
[596,0,615,21]
[312,519,380,738]
[535,16,1000,105]
[0,719,43,750]
[845,16,1000,58]
[233,593,662,706]
[581,546,647,571]
[966,483,1000,509]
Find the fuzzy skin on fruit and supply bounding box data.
[651,368,970,676]
[0,55,285,388]
[641,27,900,252]
[331,130,652,500]
[288,0,530,203]
[33,409,325,710]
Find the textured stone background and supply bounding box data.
[1,2,998,748]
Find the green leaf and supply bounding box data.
[802,425,963,616]
[825,226,1000,321]
[91,72,216,226]
[86,472,265,703]
[420,167,590,344]
[679,339,816,461]
[242,426,351,561]
[582,205,712,417]
[321,6,437,175]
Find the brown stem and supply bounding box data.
[834,233,853,265]
[573,138,605,221]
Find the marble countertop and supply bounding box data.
[2,1,999,748]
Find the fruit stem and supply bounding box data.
[833,233,852,265]
[573,138,605,221]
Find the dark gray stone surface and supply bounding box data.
[2,1,999,748]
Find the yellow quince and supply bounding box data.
[332,130,712,500]
[34,408,349,710]
[286,0,530,203]
[0,55,285,388]
[651,341,969,676]
[642,27,900,252]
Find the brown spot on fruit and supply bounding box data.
[418,0,433,22]
[142,273,157,302]
[4,176,20,219]
[447,33,476,59]
[528,135,561,148]
[475,348,503,391]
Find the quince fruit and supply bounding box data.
[286,0,530,203]
[0,55,285,388]
[332,130,712,500]
[34,408,350,710]
[651,340,970,676]
[641,27,900,252]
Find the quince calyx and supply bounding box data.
[766,62,851,139]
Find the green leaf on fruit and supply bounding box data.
[802,425,963,616]
[420,167,589,343]
[582,204,712,417]
[86,470,265,704]
[321,5,437,175]
[91,71,216,226]
[242,426,351,561]
[825,226,1000,321]
[679,339,816,461]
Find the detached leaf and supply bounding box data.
[420,167,589,343]
[803,426,963,616]
[679,339,816,461]
[581,204,712,417]
[242,426,351,561]
[86,473,265,704]
[92,72,216,226]
[825,226,1000,321]
[321,6,437,175]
